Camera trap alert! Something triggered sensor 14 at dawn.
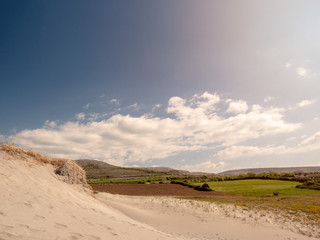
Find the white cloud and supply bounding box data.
[9,92,301,166]
[264,96,275,103]
[127,103,139,110]
[152,104,162,112]
[83,103,91,109]
[215,131,320,160]
[299,131,320,151]
[110,98,120,105]
[226,100,248,114]
[297,99,316,108]
[285,62,291,69]
[44,120,57,128]
[180,161,228,173]
[75,113,86,121]
[296,67,310,78]
[216,145,289,160]
[87,112,108,121]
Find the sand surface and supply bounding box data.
[97,193,319,240]
[0,150,318,240]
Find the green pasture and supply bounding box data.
[194,179,320,196]
[192,179,320,225]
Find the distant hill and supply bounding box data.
[218,166,320,176]
[76,159,320,179]
[75,159,190,179]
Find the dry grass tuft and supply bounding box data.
[55,160,88,186]
[0,143,91,189]
[0,142,63,165]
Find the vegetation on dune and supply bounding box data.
[0,143,90,188]
[0,142,65,165]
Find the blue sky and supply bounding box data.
[1,0,320,172]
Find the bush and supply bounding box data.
[296,181,320,190]
[194,183,213,192]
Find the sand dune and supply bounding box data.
[0,145,318,240]
[0,146,175,240]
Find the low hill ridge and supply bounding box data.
[218,166,320,176]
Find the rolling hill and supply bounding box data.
[76,159,320,179]
[218,166,320,176]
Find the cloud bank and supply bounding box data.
[216,131,320,160]
[7,92,305,169]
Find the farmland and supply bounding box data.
[193,179,320,196]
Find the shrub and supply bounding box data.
[194,183,213,192]
[296,181,320,190]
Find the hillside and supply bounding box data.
[76,159,189,179]
[77,159,320,179]
[218,166,320,176]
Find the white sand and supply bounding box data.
[0,151,175,240]
[97,193,319,240]
[0,150,318,240]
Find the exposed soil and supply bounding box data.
[91,184,237,197]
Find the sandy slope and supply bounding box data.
[0,151,176,240]
[97,193,319,240]
[0,148,318,240]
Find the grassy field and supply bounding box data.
[191,179,320,225]
[89,177,320,224]
[194,179,320,196]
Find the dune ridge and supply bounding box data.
[0,145,177,239]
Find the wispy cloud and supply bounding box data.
[152,104,162,112]
[264,96,275,103]
[215,131,320,160]
[75,113,86,121]
[285,62,291,69]
[126,102,139,111]
[110,98,120,105]
[297,99,316,108]
[296,67,310,78]
[9,92,301,166]
[83,103,91,109]
[44,120,57,128]
[180,161,228,173]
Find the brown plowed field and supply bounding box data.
[91,184,236,197]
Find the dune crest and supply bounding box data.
[1,143,89,186]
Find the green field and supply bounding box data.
[191,179,320,225]
[194,179,320,196]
